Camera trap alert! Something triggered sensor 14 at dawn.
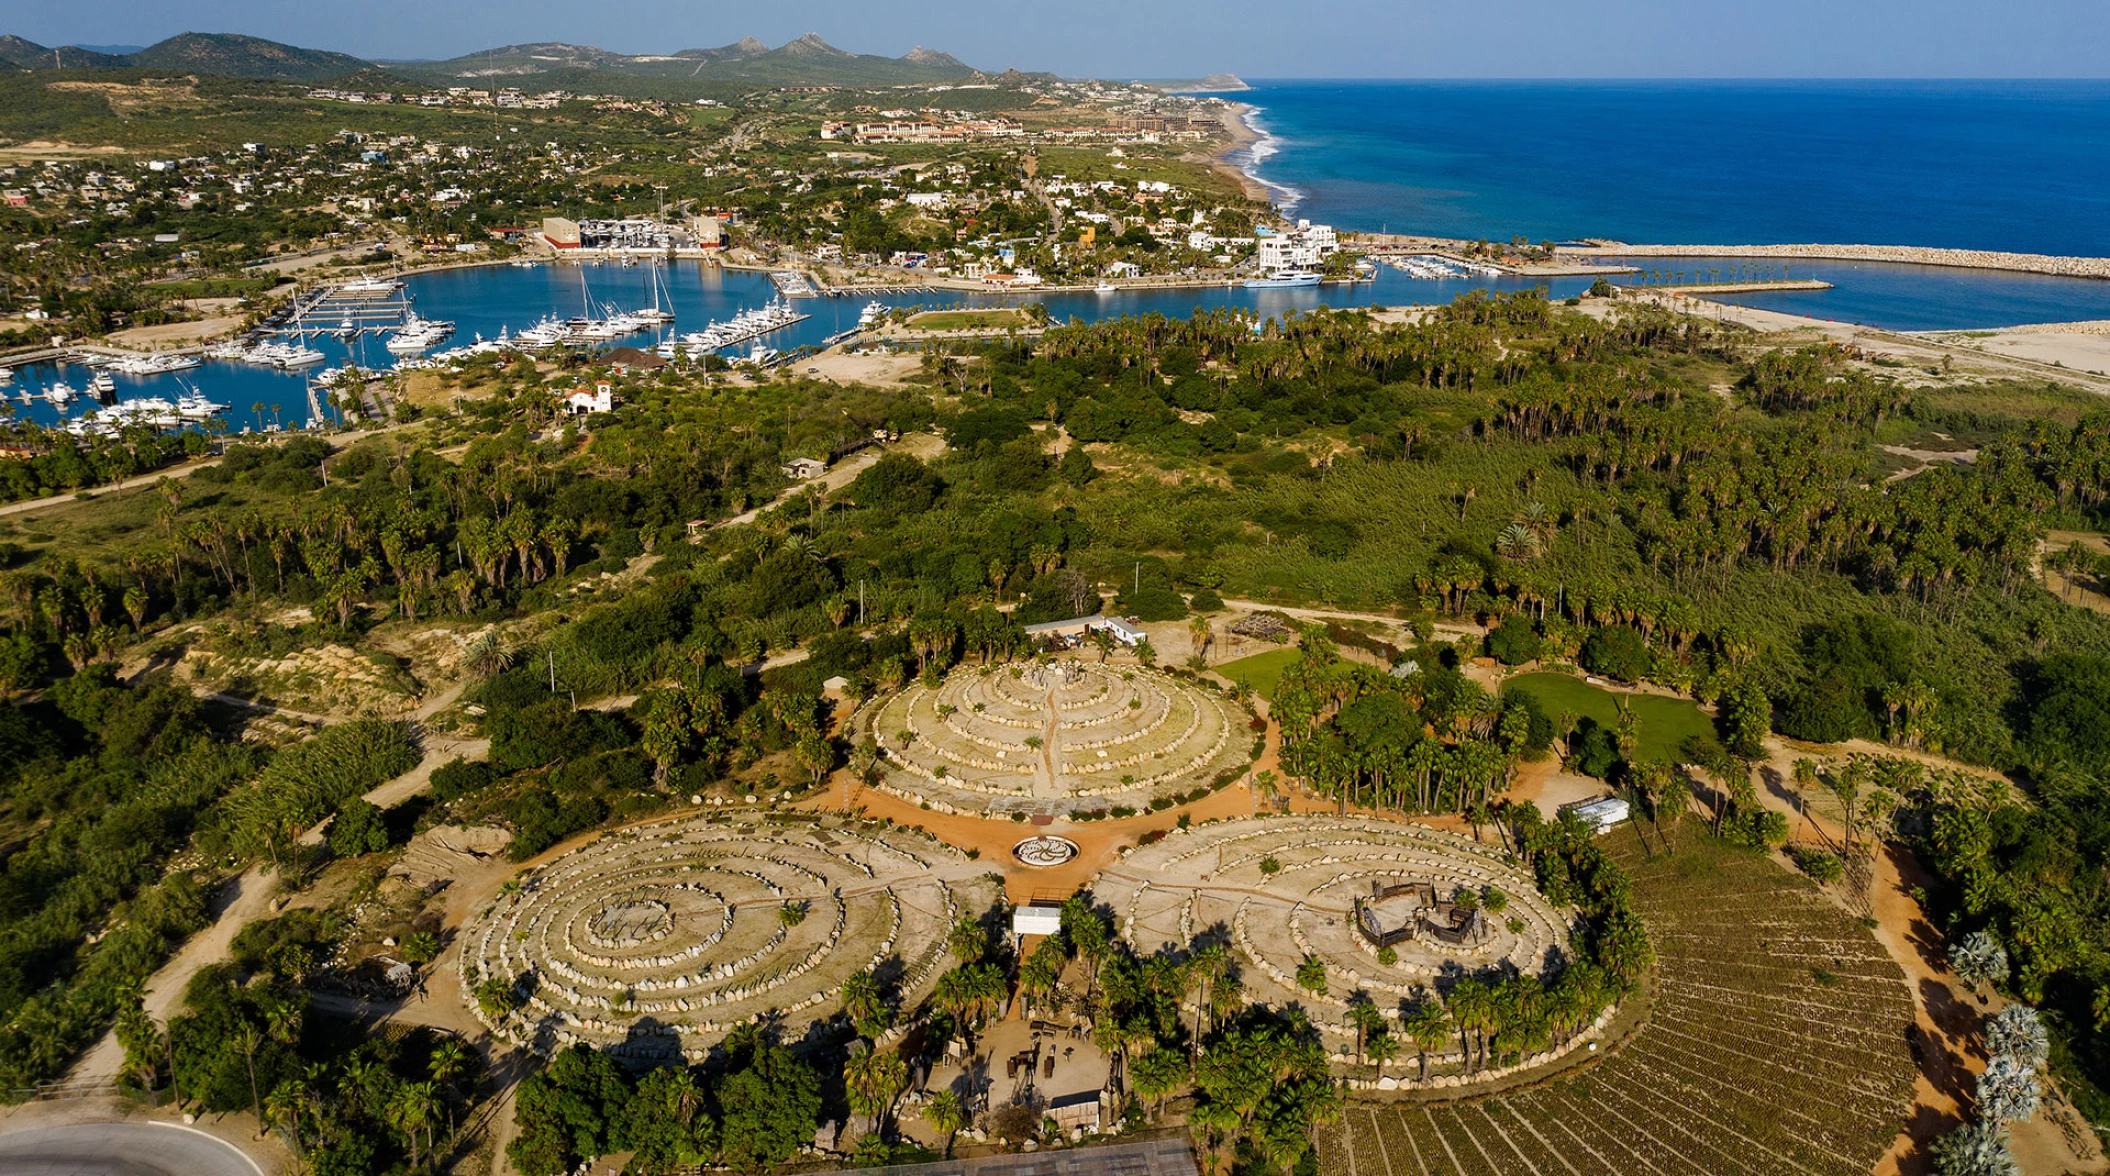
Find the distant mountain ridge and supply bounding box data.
[393,32,983,86]
[0,31,368,79]
[0,29,1068,91]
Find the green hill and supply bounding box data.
[122,32,370,80]
[0,32,370,80]
[391,33,979,88]
[0,35,125,70]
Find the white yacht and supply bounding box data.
[337,277,405,295]
[1244,271,1323,289]
[177,394,228,419]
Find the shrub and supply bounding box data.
[1487,615,1542,665]
[328,798,391,857]
[1789,845,1845,883]
[431,757,499,802]
[1580,627,1651,681]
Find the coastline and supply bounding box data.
[1563,241,2110,282]
[1209,102,1299,209]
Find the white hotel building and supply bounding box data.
[1255,220,1339,273]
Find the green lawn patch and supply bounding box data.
[1502,671,1716,762]
[1217,649,1300,699]
[906,309,1029,331]
[145,276,283,298]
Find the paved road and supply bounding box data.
[0,1122,263,1176]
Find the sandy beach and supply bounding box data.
[1205,102,1280,205]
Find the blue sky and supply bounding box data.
[12,0,2110,77]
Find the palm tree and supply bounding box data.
[427,1038,471,1140]
[845,1047,908,1133]
[1447,978,1491,1073]
[1403,999,1450,1080]
[946,915,986,965]
[265,1079,316,1155]
[841,968,891,1038]
[236,1021,267,1138]
[462,630,511,678]
[924,1088,967,1158]
[388,1080,439,1169]
[1367,1032,1400,1083]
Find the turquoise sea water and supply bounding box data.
[1225,80,2110,329]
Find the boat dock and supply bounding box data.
[770,271,819,298]
[276,282,415,339]
[817,283,935,297]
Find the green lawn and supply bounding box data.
[1216,649,1300,699]
[145,276,282,298]
[1502,672,1717,762]
[907,309,1030,331]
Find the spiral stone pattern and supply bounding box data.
[460,816,1000,1062]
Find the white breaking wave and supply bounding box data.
[1237,105,1303,212]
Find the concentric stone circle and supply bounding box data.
[859,659,1252,816]
[1012,835,1080,868]
[1095,816,1591,1076]
[459,815,1000,1063]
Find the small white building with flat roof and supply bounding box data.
[1011,904,1064,938]
[1021,615,1147,648]
[1561,796,1631,834]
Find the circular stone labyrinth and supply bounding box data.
[1094,817,1582,1074]
[860,659,1252,817]
[460,816,1001,1063]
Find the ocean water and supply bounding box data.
[1223,80,2110,329]
[1232,80,2110,256]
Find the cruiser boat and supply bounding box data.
[337,277,405,295]
[253,341,326,368]
[1095,281,1118,294]
[1244,271,1323,289]
[177,394,228,419]
[88,372,116,398]
[46,383,75,405]
[108,353,201,375]
[0,367,11,385]
[386,313,455,353]
[858,301,885,328]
